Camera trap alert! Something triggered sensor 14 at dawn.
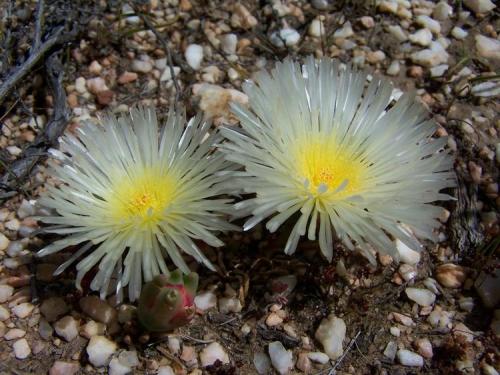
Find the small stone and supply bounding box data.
[200,342,230,367]
[17,200,36,219]
[311,0,329,10]
[227,68,239,81]
[158,366,175,375]
[390,326,400,337]
[464,0,496,14]
[415,338,433,358]
[433,1,453,20]
[416,15,441,34]
[5,218,20,231]
[405,287,436,306]
[308,352,330,364]
[67,93,78,108]
[201,66,223,84]
[472,81,500,97]
[96,90,114,106]
[12,302,35,318]
[409,29,433,47]
[194,291,217,311]
[220,34,237,54]
[386,60,400,76]
[80,320,105,339]
[117,304,135,324]
[388,25,408,42]
[266,312,283,327]
[367,50,386,64]
[86,335,117,367]
[453,322,474,342]
[49,361,80,375]
[280,28,300,47]
[451,27,468,40]
[396,239,421,265]
[7,146,21,156]
[121,4,140,24]
[392,312,415,326]
[109,358,130,375]
[231,4,258,29]
[315,314,346,360]
[475,35,500,60]
[0,285,14,303]
[80,296,117,324]
[384,341,398,361]
[308,19,324,38]
[13,338,31,359]
[475,269,500,308]
[179,0,192,11]
[0,233,9,251]
[430,64,449,77]
[4,328,26,340]
[117,71,138,84]
[89,61,102,75]
[131,59,153,74]
[268,341,294,375]
[185,44,204,70]
[40,297,69,322]
[167,336,181,355]
[360,16,374,29]
[75,77,87,93]
[86,77,109,95]
[253,352,271,375]
[411,42,449,67]
[427,306,454,328]
[160,66,180,82]
[54,316,79,342]
[296,352,312,373]
[397,349,424,367]
[333,21,354,39]
[458,296,474,312]
[423,278,440,294]
[481,363,499,375]
[118,351,139,368]
[0,305,10,320]
[38,318,53,340]
[108,351,138,375]
[399,264,417,282]
[435,263,466,288]
[180,345,197,367]
[218,297,242,313]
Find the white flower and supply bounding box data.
[38,108,236,301]
[222,57,455,263]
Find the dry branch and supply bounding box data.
[0,52,70,192]
[129,1,192,108]
[0,26,64,108]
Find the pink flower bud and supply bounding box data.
[138,270,199,332]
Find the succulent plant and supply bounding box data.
[137,270,199,332]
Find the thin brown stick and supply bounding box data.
[0,26,64,107]
[0,53,70,191]
[33,0,45,51]
[129,1,187,109]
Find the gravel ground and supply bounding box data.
[0,0,499,374]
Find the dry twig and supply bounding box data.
[129,1,189,109]
[0,52,70,193]
[0,26,64,108]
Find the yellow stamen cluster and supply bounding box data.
[295,138,366,196]
[107,168,176,227]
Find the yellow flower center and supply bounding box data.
[295,136,366,197]
[106,168,176,227]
